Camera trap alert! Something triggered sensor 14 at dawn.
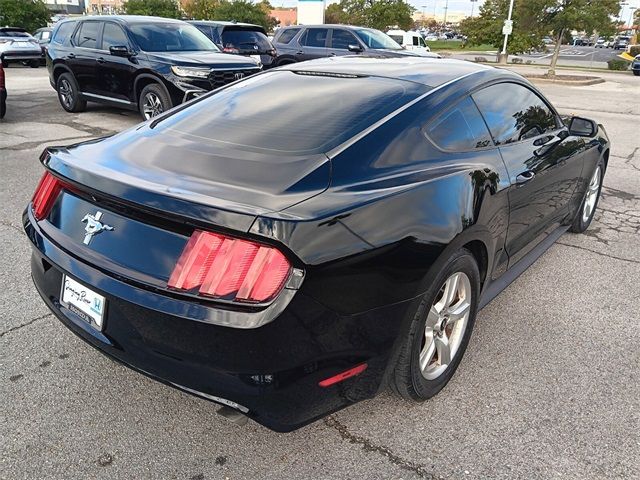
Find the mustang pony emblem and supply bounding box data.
[81,211,114,245]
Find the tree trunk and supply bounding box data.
[548,28,565,77]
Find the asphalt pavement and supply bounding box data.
[1,66,639,479]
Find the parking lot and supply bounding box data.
[1,66,639,479]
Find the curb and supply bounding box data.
[524,76,605,86]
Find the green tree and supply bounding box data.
[523,0,620,76]
[0,0,50,32]
[324,0,414,30]
[183,0,220,19]
[123,0,181,18]
[458,0,542,55]
[213,0,274,29]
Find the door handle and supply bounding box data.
[516,171,536,184]
[68,53,75,59]
[97,57,105,64]
[295,50,304,55]
[329,52,336,57]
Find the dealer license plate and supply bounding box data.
[61,275,106,330]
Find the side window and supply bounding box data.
[473,83,559,145]
[331,29,358,50]
[412,36,420,46]
[302,28,328,48]
[275,28,299,44]
[52,22,75,45]
[102,23,129,50]
[194,24,213,41]
[74,21,100,49]
[426,97,494,151]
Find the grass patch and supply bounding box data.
[427,40,495,52]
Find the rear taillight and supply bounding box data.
[168,230,292,304]
[32,172,63,221]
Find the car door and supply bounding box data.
[328,28,362,57]
[96,21,137,104]
[70,20,102,94]
[473,82,585,266]
[296,27,328,61]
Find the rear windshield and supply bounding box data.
[156,70,427,154]
[221,29,271,52]
[0,30,30,38]
[129,23,219,52]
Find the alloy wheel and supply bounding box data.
[142,92,163,120]
[419,272,472,380]
[582,166,601,223]
[58,79,73,109]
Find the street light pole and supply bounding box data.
[443,0,449,25]
[422,4,427,26]
[470,0,477,18]
[501,0,515,55]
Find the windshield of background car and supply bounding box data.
[355,29,402,50]
[221,29,272,52]
[129,23,219,52]
[0,30,31,38]
[155,70,428,155]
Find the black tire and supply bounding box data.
[1,58,8,68]
[634,70,640,77]
[29,60,39,68]
[391,248,480,401]
[138,83,171,120]
[570,159,604,233]
[56,72,86,113]
[276,59,295,67]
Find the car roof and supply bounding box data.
[281,24,375,30]
[66,15,187,25]
[0,27,28,32]
[279,57,506,88]
[188,20,262,28]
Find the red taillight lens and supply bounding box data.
[168,230,292,303]
[32,172,63,221]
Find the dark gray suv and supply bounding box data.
[272,24,426,67]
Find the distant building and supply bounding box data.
[270,8,297,27]
[412,10,467,25]
[45,0,86,15]
[86,0,125,14]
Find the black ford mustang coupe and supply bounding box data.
[24,58,609,432]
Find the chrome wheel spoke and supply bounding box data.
[447,299,470,325]
[582,166,601,223]
[442,273,460,307]
[426,305,440,328]
[419,336,436,371]
[435,334,451,366]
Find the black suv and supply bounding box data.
[189,21,277,69]
[272,25,421,67]
[47,16,262,119]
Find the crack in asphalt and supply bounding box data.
[556,105,640,117]
[0,313,53,338]
[0,220,25,236]
[555,241,640,264]
[324,416,437,479]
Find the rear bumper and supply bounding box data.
[1,49,42,61]
[24,209,411,431]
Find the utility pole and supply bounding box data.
[443,0,449,25]
[499,0,515,63]
[422,4,427,26]
[470,0,477,18]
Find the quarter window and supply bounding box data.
[426,97,493,151]
[275,28,299,44]
[331,29,358,50]
[75,21,100,49]
[52,22,75,45]
[302,28,328,48]
[102,23,129,50]
[472,83,558,145]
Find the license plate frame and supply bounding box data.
[60,275,106,330]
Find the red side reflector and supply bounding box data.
[168,230,292,304]
[32,172,63,221]
[318,363,368,388]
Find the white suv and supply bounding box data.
[387,30,439,57]
[0,27,42,68]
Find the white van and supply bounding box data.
[387,30,432,55]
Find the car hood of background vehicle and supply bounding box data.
[368,49,423,58]
[147,51,259,69]
[43,126,330,229]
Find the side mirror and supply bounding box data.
[109,45,133,58]
[568,116,597,137]
[347,44,363,53]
